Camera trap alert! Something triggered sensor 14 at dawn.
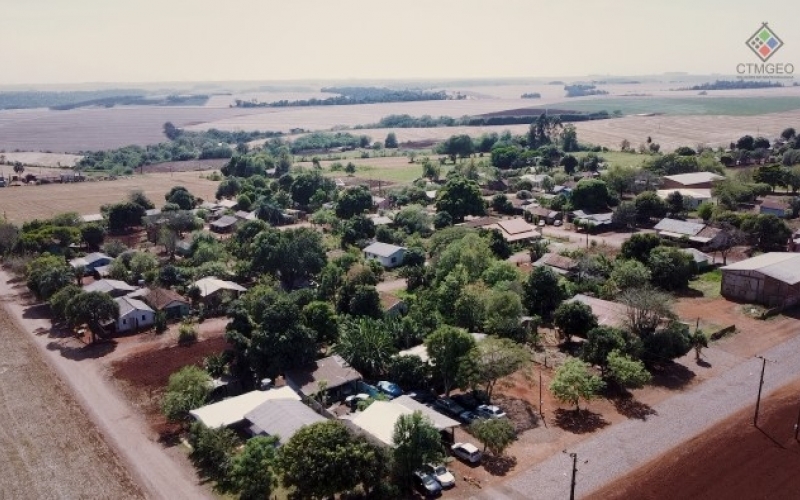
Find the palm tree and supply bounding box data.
[334,317,397,378]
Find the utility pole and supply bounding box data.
[563,451,578,500]
[753,356,771,426]
[794,398,800,441]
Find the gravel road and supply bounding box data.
[0,271,212,500]
[471,331,800,500]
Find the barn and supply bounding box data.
[720,253,800,308]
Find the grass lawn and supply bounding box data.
[548,96,800,116]
[574,150,650,169]
[689,268,722,298]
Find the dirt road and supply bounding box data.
[0,300,143,499]
[588,379,800,500]
[0,271,212,500]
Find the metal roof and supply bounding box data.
[662,172,724,185]
[114,296,154,317]
[363,242,405,258]
[654,218,705,236]
[83,279,137,294]
[566,294,627,329]
[285,355,362,395]
[244,399,326,444]
[193,277,247,297]
[190,387,301,429]
[721,253,800,285]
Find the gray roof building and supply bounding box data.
[244,399,327,444]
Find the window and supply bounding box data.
[391,257,397,263]
[122,319,127,325]
[142,315,146,321]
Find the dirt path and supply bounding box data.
[473,327,800,499]
[0,301,143,499]
[0,271,212,500]
[588,379,800,500]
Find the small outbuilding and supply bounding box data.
[363,242,406,268]
[190,387,301,429]
[70,252,112,271]
[114,296,155,333]
[346,397,460,447]
[285,355,362,402]
[142,287,191,319]
[83,279,138,297]
[244,398,327,444]
[721,253,800,308]
[210,215,238,233]
[661,172,724,190]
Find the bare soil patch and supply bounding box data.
[588,379,800,500]
[0,303,143,499]
[143,158,228,173]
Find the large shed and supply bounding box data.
[721,253,800,308]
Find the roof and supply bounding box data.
[81,213,103,223]
[284,355,362,395]
[218,199,237,209]
[145,208,161,216]
[350,399,460,447]
[193,277,246,297]
[379,291,404,311]
[369,215,393,226]
[461,216,499,228]
[189,387,301,429]
[721,253,800,285]
[691,226,721,244]
[662,172,724,185]
[572,211,614,225]
[211,215,238,228]
[534,253,577,273]
[654,218,705,236]
[83,279,137,294]
[526,206,555,218]
[70,252,112,268]
[681,248,713,264]
[399,333,486,363]
[114,296,154,317]
[143,287,188,310]
[497,218,534,235]
[363,242,405,258]
[656,189,712,200]
[392,395,460,430]
[759,198,788,211]
[244,399,326,443]
[566,294,627,329]
[235,210,257,220]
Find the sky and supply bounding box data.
[3,0,799,86]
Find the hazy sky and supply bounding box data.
[4,0,799,85]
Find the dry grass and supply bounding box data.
[0,152,83,168]
[0,305,143,499]
[0,171,220,223]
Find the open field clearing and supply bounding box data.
[0,302,143,499]
[0,106,270,152]
[0,170,220,223]
[575,109,800,151]
[554,95,800,116]
[0,151,82,167]
[588,378,800,500]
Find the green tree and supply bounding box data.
[634,191,668,223]
[470,417,516,456]
[696,201,714,221]
[571,179,612,213]
[606,350,652,388]
[647,246,694,291]
[665,191,685,216]
[612,201,637,230]
[335,317,397,378]
[483,290,525,339]
[581,326,631,375]
[81,223,105,250]
[385,132,398,148]
[161,365,212,423]
[129,190,155,210]
[523,266,564,320]
[753,164,786,192]
[302,301,338,345]
[425,326,476,396]
[561,154,578,175]
[227,436,279,500]
[549,358,605,411]
[107,202,146,233]
[740,214,791,252]
[553,301,598,342]
[187,422,238,485]
[49,284,82,321]
[64,291,119,343]
[340,215,376,248]
[336,186,373,219]
[435,176,485,222]
[608,259,651,296]
[165,186,196,210]
[250,228,326,289]
[463,337,528,401]
[26,254,73,300]
[392,412,444,487]
[438,134,475,161]
[279,421,386,499]
[642,321,692,364]
[344,162,357,175]
[620,233,662,262]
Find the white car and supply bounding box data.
[554,219,563,226]
[476,404,507,419]
[451,442,482,464]
[425,464,455,488]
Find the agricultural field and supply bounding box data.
[0,305,143,499]
[553,95,800,116]
[0,151,83,168]
[296,155,434,185]
[0,170,221,223]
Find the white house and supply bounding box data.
[114,296,155,333]
[363,242,406,268]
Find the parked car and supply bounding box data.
[451,393,480,410]
[424,464,455,488]
[408,390,436,404]
[413,470,443,497]
[451,442,482,464]
[376,381,403,399]
[475,404,507,419]
[458,410,478,425]
[433,398,466,418]
[554,219,563,226]
[345,393,370,409]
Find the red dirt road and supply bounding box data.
[589,380,800,500]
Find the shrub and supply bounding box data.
[178,321,198,345]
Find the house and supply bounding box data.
[571,210,614,229]
[70,252,112,271]
[721,253,800,308]
[379,292,407,316]
[345,397,460,447]
[363,242,406,268]
[193,277,247,300]
[661,172,724,190]
[533,253,578,275]
[218,199,237,210]
[525,205,561,224]
[244,399,327,444]
[656,188,713,209]
[83,279,138,297]
[284,355,362,402]
[461,216,500,229]
[654,218,722,246]
[210,215,238,233]
[141,287,190,319]
[114,296,155,333]
[190,387,301,429]
[566,294,627,329]
[81,213,104,223]
[234,210,257,221]
[758,198,789,218]
[490,218,540,243]
[368,214,393,226]
[681,248,714,271]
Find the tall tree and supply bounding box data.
[549,358,605,411]
[65,291,119,343]
[392,412,444,487]
[435,176,485,223]
[470,417,516,456]
[462,337,528,401]
[336,186,373,219]
[335,316,398,379]
[425,326,476,396]
[161,365,212,423]
[523,266,564,320]
[226,436,279,500]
